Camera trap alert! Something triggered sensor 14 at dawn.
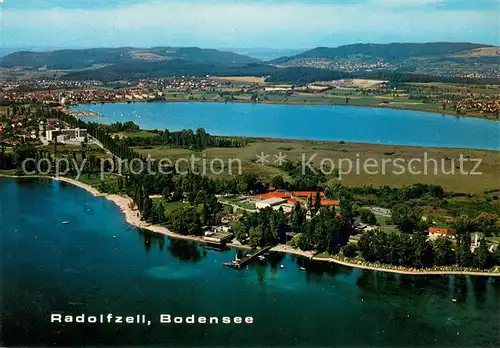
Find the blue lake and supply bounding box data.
[71,102,500,150]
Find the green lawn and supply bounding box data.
[375,215,392,226]
[152,198,188,214]
[78,173,121,192]
[380,226,400,234]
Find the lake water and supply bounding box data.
[1,177,499,347]
[71,102,500,150]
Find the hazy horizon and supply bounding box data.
[1,0,498,49]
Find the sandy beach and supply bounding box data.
[3,174,500,277]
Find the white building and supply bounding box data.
[255,197,288,210]
[46,128,88,143]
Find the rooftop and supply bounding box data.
[257,197,288,206]
[293,191,326,198]
[257,192,290,200]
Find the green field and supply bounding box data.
[78,173,121,190]
[113,131,157,138]
[132,139,500,195]
[152,198,188,214]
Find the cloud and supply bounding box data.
[2,1,497,47]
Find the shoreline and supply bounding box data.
[0,174,251,250]
[312,256,500,277]
[2,174,500,277]
[67,99,500,121]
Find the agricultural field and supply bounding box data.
[132,139,500,195]
[211,76,266,84]
[113,130,157,139]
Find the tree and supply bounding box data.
[156,203,165,223]
[343,243,358,258]
[249,226,264,248]
[432,237,455,266]
[473,213,499,237]
[271,175,285,189]
[290,202,305,231]
[473,238,490,269]
[231,221,248,242]
[412,232,434,268]
[339,196,354,222]
[314,189,322,213]
[359,209,377,225]
[454,216,473,267]
[391,204,421,233]
[117,177,124,191]
[151,202,165,224]
[142,194,153,221]
[296,232,314,251]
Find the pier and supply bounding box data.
[223,245,274,269]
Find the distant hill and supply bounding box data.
[226,48,308,61]
[61,60,278,81]
[3,42,498,85]
[0,47,261,70]
[270,42,494,64]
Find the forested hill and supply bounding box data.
[270,42,495,64]
[3,42,498,85]
[0,47,261,70]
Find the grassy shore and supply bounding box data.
[70,89,500,120]
[145,91,500,120]
[2,173,499,277]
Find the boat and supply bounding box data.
[300,267,306,271]
[258,255,266,261]
[280,264,284,269]
[61,221,70,225]
[452,298,457,303]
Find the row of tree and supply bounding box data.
[357,229,498,270]
[117,128,247,150]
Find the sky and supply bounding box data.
[0,0,498,49]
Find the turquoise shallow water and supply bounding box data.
[71,102,500,150]
[1,177,499,347]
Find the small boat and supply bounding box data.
[258,255,266,261]
[61,221,70,225]
[452,298,457,303]
[300,267,306,271]
[280,264,284,269]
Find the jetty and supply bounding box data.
[223,245,274,269]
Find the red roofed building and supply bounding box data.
[317,199,340,206]
[287,198,303,205]
[428,227,456,239]
[257,192,290,200]
[293,191,326,198]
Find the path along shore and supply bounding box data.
[3,174,500,277]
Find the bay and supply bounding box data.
[1,177,499,347]
[71,102,500,150]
